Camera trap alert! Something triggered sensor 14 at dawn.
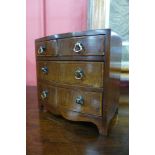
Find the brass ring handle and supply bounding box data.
[41,90,48,100]
[75,96,84,105]
[73,42,83,53]
[38,46,46,54]
[41,66,48,74]
[74,68,84,80]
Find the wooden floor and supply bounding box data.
[26,86,129,155]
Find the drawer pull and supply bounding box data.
[41,90,48,100]
[41,66,48,74]
[38,46,46,54]
[73,42,83,53]
[75,96,84,105]
[74,68,84,80]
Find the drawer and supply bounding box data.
[37,61,104,88]
[58,87,102,116]
[36,40,57,56]
[57,35,105,56]
[38,83,60,115]
[38,83,102,116]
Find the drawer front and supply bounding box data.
[38,83,60,114]
[58,87,102,116]
[57,35,105,56]
[37,61,104,88]
[38,83,102,116]
[36,40,57,56]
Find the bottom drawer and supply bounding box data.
[38,83,102,116]
[39,83,59,115]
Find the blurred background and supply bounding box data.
[26,0,129,104]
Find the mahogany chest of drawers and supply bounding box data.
[35,29,122,135]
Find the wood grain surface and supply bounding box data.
[37,61,104,88]
[38,83,102,116]
[27,86,129,155]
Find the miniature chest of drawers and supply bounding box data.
[35,29,122,135]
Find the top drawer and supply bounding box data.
[36,35,105,56]
[57,35,105,56]
[35,40,57,56]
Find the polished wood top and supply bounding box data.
[35,29,110,42]
[27,86,129,155]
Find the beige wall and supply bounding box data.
[87,0,107,29]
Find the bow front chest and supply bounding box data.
[35,29,122,135]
